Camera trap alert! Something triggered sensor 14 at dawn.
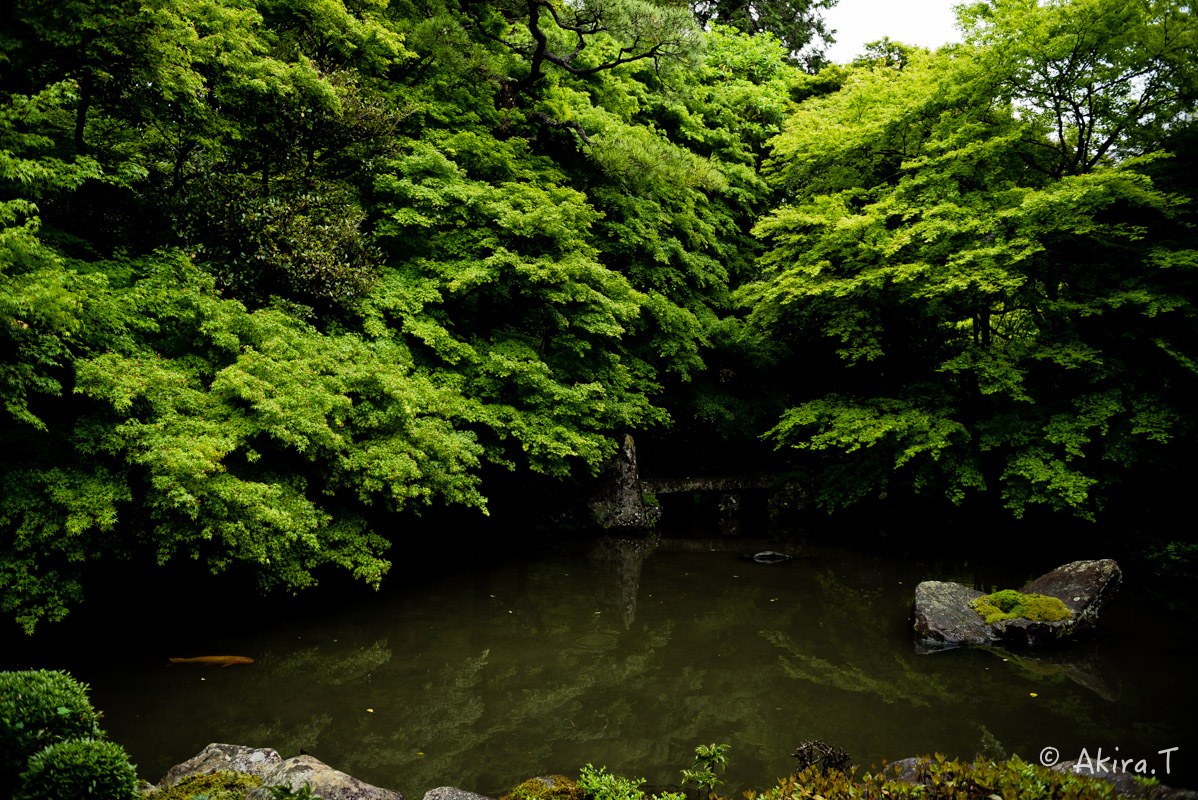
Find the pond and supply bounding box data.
[4,526,1196,797]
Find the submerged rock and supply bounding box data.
[912,559,1121,651]
[752,551,793,563]
[245,754,404,800]
[157,743,282,787]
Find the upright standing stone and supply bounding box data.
[587,434,657,529]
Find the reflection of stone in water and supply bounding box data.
[981,643,1121,702]
[588,536,653,628]
[573,633,619,651]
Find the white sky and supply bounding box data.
[820,0,965,63]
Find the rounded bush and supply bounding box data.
[0,670,103,791]
[14,737,139,800]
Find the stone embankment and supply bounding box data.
[150,743,1198,800]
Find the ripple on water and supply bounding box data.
[572,632,619,651]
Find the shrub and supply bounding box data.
[579,764,647,800]
[13,737,139,800]
[0,670,104,793]
[681,743,730,799]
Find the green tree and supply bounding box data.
[748,0,1198,517]
[1,0,810,633]
[690,0,836,70]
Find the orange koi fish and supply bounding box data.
[168,656,254,666]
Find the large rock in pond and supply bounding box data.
[587,434,659,530]
[245,755,405,800]
[913,559,1121,651]
[157,743,283,787]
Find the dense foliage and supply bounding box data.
[750,0,1198,518]
[2,0,1196,632]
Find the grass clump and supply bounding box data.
[970,589,1072,624]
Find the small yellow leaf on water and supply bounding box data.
[1029,693,1038,698]
[367,708,374,713]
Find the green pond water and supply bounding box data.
[4,531,1196,797]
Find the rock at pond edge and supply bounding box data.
[423,787,495,800]
[157,743,282,787]
[245,754,404,800]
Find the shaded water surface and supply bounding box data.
[5,537,1195,797]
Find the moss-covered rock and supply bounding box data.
[147,770,263,800]
[158,743,282,787]
[503,775,582,800]
[913,560,1121,650]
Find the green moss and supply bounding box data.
[505,775,582,800]
[970,590,1072,624]
[151,770,263,800]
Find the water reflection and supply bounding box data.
[976,644,1120,702]
[20,540,1196,799]
[587,537,653,629]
